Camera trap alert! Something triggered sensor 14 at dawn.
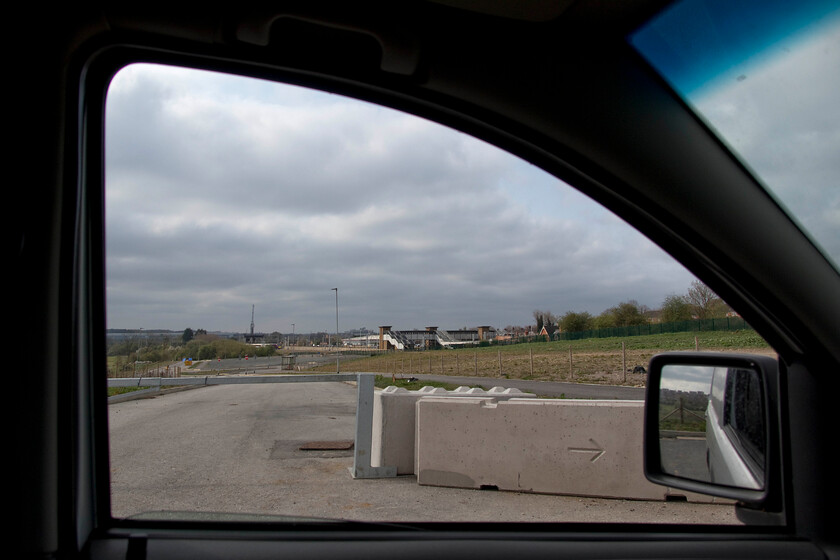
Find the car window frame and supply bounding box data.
[38,6,837,556]
[83,43,786,534]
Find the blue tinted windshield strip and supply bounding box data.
[628,0,840,272]
[629,0,839,96]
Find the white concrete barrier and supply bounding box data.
[371,386,535,475]
[414,397,669,500]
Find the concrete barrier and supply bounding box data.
[415,397,669,500]
[371,386,535,475]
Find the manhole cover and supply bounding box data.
[299,440,354,451]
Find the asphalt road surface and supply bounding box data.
[108,381,737,524]
[188,357,646,400]
[661,437,711,482]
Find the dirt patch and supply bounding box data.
[299,440,354,451]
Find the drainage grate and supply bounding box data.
[299,440,355,451]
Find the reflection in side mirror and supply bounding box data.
[645,352,781,513]
[659,364,765,490]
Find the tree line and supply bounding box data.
[534,281,732,335]
[108,331,278,367]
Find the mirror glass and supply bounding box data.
[658,364,765,490]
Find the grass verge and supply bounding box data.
[312,330,772,387]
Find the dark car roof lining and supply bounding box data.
[81,2,840,369]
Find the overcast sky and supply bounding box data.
[104,14,837,335]
[660,365,714,395]
[690,16,840,263]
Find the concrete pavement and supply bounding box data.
[108,380,737,524]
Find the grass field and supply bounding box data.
[312,330,772,387]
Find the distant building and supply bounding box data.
[378,325,496,351]
[240,332,267,344]
[343,334,380,348]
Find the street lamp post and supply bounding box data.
[331,287,339,372]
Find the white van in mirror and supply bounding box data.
[706,366,765,490]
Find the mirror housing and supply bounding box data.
[644,352,782,513]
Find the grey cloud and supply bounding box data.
[105,64,698,332]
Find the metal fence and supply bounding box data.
[557,317,752,341]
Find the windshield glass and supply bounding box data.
[630,0,840,270]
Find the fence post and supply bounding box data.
[569,347,573,380]
[529,347,534,378]
[622,342,626,383]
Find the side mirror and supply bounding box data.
[644,352,782,511]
